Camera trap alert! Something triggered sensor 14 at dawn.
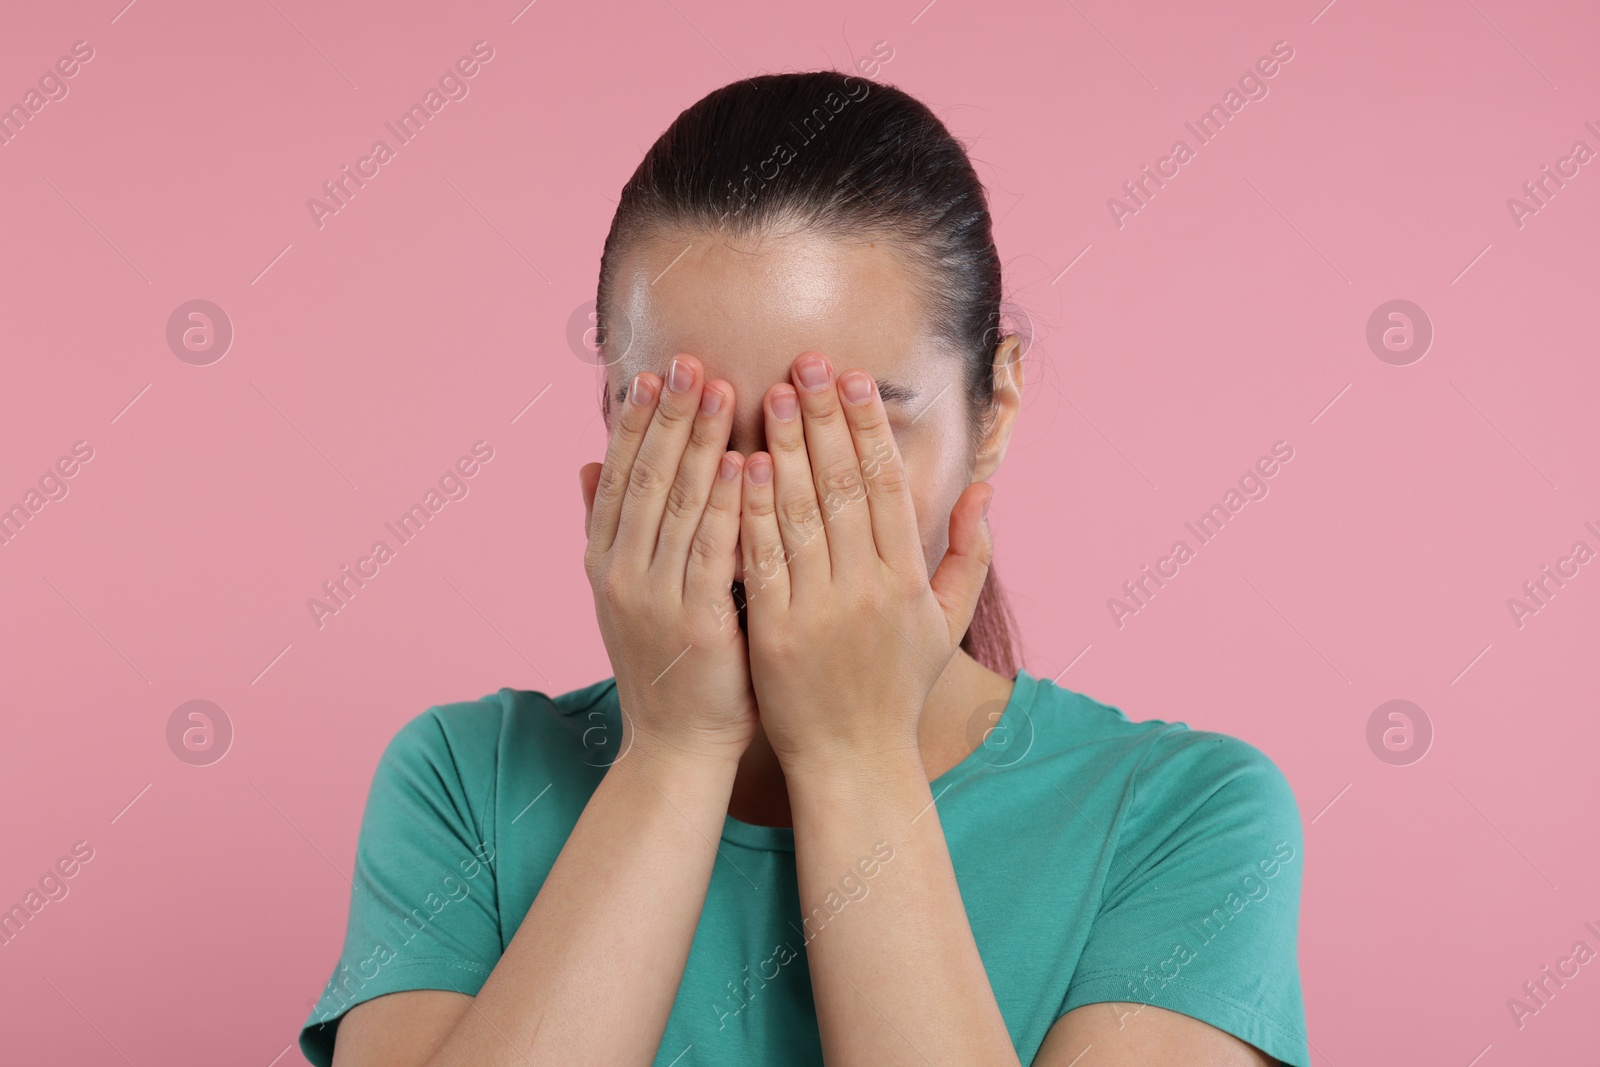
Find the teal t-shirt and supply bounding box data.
[299,667,1310,1066]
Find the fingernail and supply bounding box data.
[667,357,692,393]
[748,456,772,485]
[771,388,798,421]
[700,384,723,415]
[718,453,740,481]
[841,370,873,405]
[796,355,829,392]
[629,373,656,407]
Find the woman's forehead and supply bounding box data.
[605,228,952,401]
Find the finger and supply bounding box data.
[763,380,829,589]
[838,369,924,577]
[930,483,995,647]
[740,450,791,612]
[614,355,706,563]
[580,462,601,540]
[588,371,661,557]
[685,450,744,630]
[791,352,876,582]
[656,377,735,567]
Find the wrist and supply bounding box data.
[613,687,753,765]
[612,727,746,791]
[779,743,928,801]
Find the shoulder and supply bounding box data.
[1029,679,1310,1063]
[369,677,621,797]
[380,677,620,759]
[1030,676,1297,825]
[1131,727,1301,844]
[1025,675,1302,877]
[1109,722,1303,910]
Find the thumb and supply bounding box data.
[929,482,995,648]
[579,462,602,540]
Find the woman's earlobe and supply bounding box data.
[580,462,601,538]
[972,439,1006,483]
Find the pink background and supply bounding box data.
[2,0,1597,1063]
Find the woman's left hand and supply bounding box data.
[738,351,995,779]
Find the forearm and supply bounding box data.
[426,735,738,1067]
[787,748,1021,1067]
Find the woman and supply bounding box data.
[299,70,1309,1067]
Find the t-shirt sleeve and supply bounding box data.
[298,701,505,1067]
[1059,729,1310,1067]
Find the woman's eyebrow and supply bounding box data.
[611,377,916,407]
[873,379,917,404]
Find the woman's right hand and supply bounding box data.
[579,354,758,767]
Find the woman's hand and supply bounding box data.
[737,351,996,779]
[580,354,758,767]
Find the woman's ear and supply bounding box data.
[579,462,602,540]
[971,333,1025,483]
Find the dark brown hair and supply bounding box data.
[594,70,1021,678]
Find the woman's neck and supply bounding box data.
[725,650,1017,829]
